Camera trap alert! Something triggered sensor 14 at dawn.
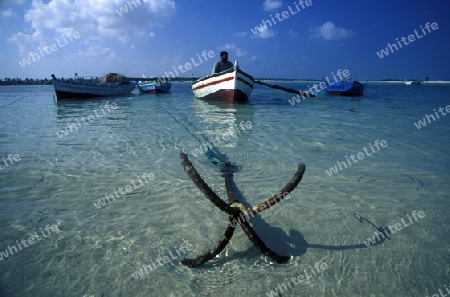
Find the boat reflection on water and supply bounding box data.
[191,98,254,150]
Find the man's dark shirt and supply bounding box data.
[212,60,233,74]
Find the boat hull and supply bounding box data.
[192,67,254,103]
[405,80,421,85]
[52,80,136,100]
[137,82,172,93]
[325,80,365,96]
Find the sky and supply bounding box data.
[0,0,449,80]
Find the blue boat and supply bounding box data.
[137,81,171,93]
[325,78,366,96]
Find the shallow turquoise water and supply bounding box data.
[0,82,449,296]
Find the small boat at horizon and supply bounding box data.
[137,81,171,93]
[51,73,136,100]
[192,62,254,103]
[325,78,366,96]
[405,80,421,85]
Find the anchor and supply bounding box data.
[179,153,306,267]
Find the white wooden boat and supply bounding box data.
[192,62,254,103]
[51,73,136,100]
[405,80,421,85]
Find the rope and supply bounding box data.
[353,213,391,240]
[158,102,205,144]
[204,146,240,172]
[364,87,391,100]
[157,102,239,172]
[0,79,53,109]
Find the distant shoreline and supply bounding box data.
[1,77,449,86]
[256,79,450,84]
[368,80,450,84]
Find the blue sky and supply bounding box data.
[0,0,449,80]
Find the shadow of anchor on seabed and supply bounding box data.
[178,153,390,267]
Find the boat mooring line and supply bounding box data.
[156,100,238,171]
[157,102,207,146]
[364,88,391,100]
[353,212,391,240]
[0,79,53,109]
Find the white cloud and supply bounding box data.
[7,32,41,56]
[218,44,248,57]
[158,54,182,68]
[234,32,247,37]
[219,44,236,51]
[118,35,131,44]
[1,9,16,18]
[254,27,276,39]
[249,55,257,61]
[7,0,175,59]
[236,48,247,57]
[77,41,115,59]
[309,22,353,40]
[289,29,298,39]
[22,0,176,39]
[263,0,282,11]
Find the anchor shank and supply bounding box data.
[180,153,239,216]
[223,171,238,204]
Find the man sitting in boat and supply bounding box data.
[212,51,233,74]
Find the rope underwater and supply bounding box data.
[353,213,391,240]
[364,87,391,100]
[156,102,239,171]
[0,79,53,109]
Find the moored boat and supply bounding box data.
[192,62,254,103]
[137,81,171,93]
[405,80,421,85]
[51,73,136,100]
[325,78,366,96]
